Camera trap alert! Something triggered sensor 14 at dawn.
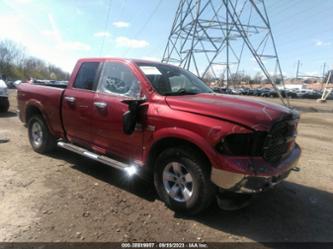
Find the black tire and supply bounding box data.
[0,98,9,113]
[28,115,57,153]
[154,146,216,215]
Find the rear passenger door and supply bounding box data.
[62,61,101,147]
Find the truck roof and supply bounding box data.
[77,57,166,66]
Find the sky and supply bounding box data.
[0,0,332,78]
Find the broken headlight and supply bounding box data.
[216,132,267,156]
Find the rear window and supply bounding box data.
[73,62,100,90]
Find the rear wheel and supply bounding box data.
[154,146,216,215]
[28,115,57,153]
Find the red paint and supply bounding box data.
[17,58,301,177]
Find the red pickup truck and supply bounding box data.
[17,58,301,214]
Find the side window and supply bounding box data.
[169,75,186,91]
[73,62,100,90]
[98,62,141,98]
[169,74,200,92]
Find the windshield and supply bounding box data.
[136,62,213,96]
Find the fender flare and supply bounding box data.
[25,100,57,136]
[143,127,219,168]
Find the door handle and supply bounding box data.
[64,96,76,103]
[94,101,108,109]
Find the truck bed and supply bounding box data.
[17,83,65,138]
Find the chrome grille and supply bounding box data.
[263,119,297,163]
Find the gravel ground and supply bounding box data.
[0,90,333,242]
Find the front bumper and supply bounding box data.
[211,144,301,193]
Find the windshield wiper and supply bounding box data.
[164,88,199,96]
[164,91,198,96]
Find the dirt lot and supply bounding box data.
[0,89,333,242]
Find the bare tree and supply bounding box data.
[253,72,263,84]
[0,39,69,81]
[202,71,215,84]
[0,40,24,79]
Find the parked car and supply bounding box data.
[0,79,9,113]
[253,88,266,96]
[283,90,298,99]
[240,88,253,95]
[211,87,234,95]
[17,58,301,214]
[260,89,297,99]
[212,87,223,93]
[303,90,321,99]
[230,88,241,95]
[31,79,68,88]
[5,79,23,89]
[243,88,255,96]
[5,80,15,89]
[13,80,22,88]
[295,89,319,99]
[260,88,274,97]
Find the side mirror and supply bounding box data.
[121,98,146,135]
[122,110,136,135]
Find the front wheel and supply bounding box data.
[154,147,216,215]
[28,115,57,153]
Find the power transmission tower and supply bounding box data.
[162,0,289,106]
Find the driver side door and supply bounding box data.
[91,61,143,162]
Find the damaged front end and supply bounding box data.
[211,117,301,210]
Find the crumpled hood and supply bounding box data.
[166,93,297,131]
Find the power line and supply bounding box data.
[267,4,333,35]
[123,0,164,56]
[135,0,164,37]
[115,0,127,21]
[259,0,333,40]
[99,0,113,56]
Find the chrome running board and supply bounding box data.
[57,141,133,172]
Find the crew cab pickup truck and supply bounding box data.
[17,58,301,214]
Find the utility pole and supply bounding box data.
[162,0,289,106]
[321,62,327,90]
[322,62,327,81]
[296,60,300,80]
[318,70,332,103]
[226,0,230,88]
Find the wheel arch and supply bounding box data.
[25,104,43,123]
[145,134,216,174]
[25,103,56,137]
